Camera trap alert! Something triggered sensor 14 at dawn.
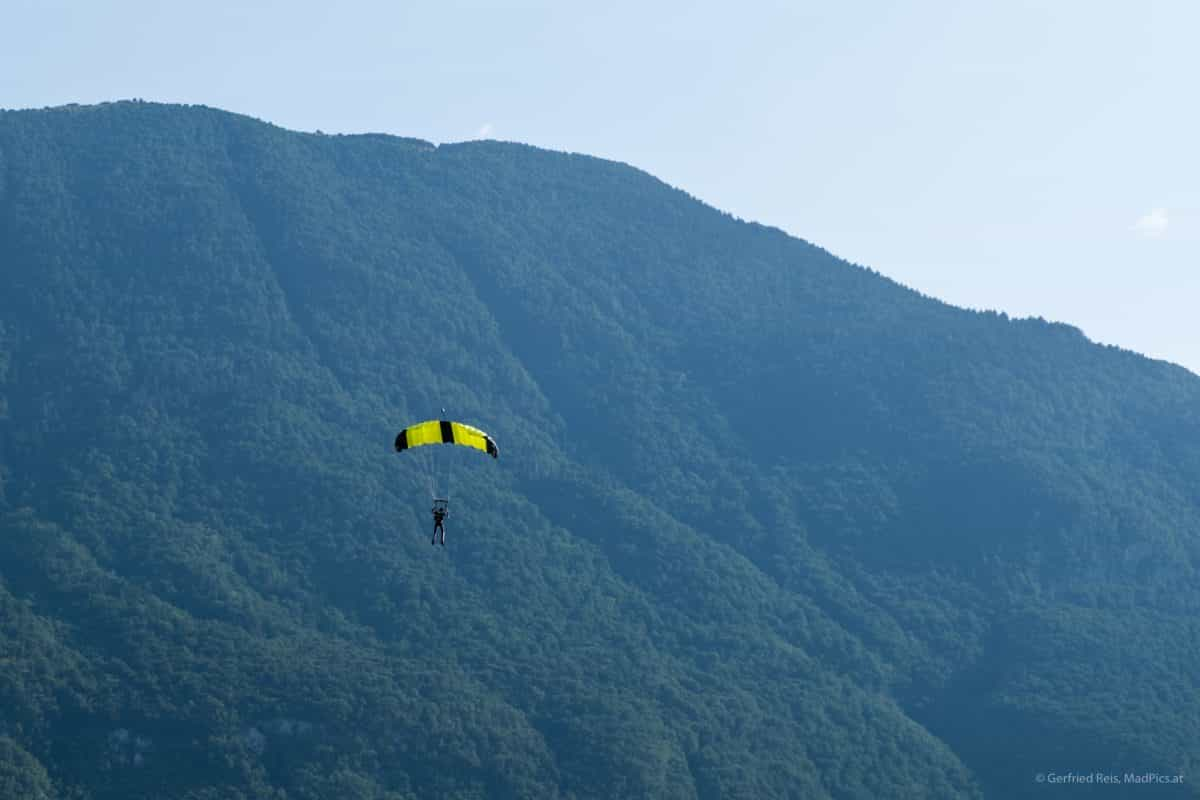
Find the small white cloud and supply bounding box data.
[476,122,494,139]
[1132,208,1169,239]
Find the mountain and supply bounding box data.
[1,101,1197,799]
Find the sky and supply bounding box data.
[4,0,1197,372]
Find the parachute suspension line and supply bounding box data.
[429,406,446,500]
[426,445,438,499]
[442,406,453,504]
[435,407,445,502]
[432,436,443,500]
[417,438,432,498]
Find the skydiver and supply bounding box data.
[431,503,448,546]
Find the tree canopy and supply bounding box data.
[0,101,1197,799]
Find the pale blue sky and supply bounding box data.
[4,0,1196,372]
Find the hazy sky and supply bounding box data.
[4,0,1196,372]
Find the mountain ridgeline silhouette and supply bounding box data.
[1,101,1197,799]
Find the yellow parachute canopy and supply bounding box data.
[394,420,499,459]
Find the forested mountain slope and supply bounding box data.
[1,101,1197,799]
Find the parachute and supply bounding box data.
[394,420,499,460]
[394,418,499,513]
